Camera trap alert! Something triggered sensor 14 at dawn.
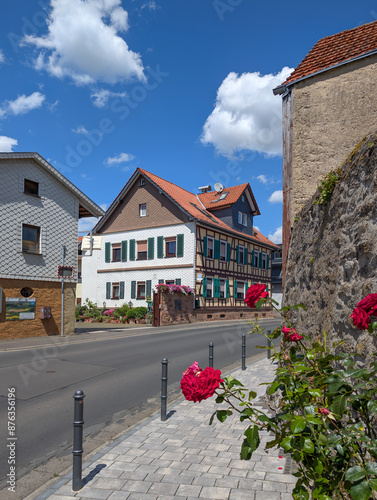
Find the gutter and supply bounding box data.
[273,48,377,95]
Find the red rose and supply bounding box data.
[181,367,223,403]
[351,307,371,330]
[244,284,268,308]
[356,293,377,314]
[281,326,303,342]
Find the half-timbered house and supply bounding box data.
[81,168,278,320]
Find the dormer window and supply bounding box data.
[24,179,39,196]
[140,178,145,186]
[238,211,247,226]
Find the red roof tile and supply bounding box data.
[283,20,377,85]
[138,168,276,248]
[198,184,247,208]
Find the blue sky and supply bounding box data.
[1,1,376,242]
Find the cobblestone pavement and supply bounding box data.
[32,358,295,500]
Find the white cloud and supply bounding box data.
[268,226,282,244]
[104,152,135,166]
[268,190,283,203]
[0,136,18,151]
[0,50,5,64]
[5,92,45,116]
[91,89,127,108]
[24,0,145,85]
[201,67,293,158]
[73,126,89,134]
[141,1,158,10]
[257,174,268,184]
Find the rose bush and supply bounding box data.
[181,285,377,500]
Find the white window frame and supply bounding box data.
[112,243,121,262]
[236,281,245,300]
[220,279,226,298]
[220,240,227,261]
[253,250,259,267]
[238,211,247,226]
[262,252,268,269]
[207,237,214,259]
[206,277,213,298]
[139,203,146,217]
[112,282,120,300]
[238,245,245,265]
[22,224,41,254]
[137,281,146,299]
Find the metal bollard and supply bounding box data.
[209,342,214,368]
[161,358,168,421]
[267,329,272,359]
[242,333,246,370]
[72,390,85,491]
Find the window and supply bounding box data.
[137,240,148,260]
[220,279,226,298]
[20,287,34,297]
[238,211,247,226]
[237,281,245,299]
[253,250,259,267]
[24,179,39,196]
[262,252,268,269]
[137,281,146,299]
[140,178,145,186]
[112,282,120,300]
[220,240,227,261]
[22,224,40,253]
[206,278,213,298]
[207,237,214,259]
[139,204,146,217]
[165,280,175,285]
[112,243,121,262]
[165,237,176,257]
[238,245,245,265]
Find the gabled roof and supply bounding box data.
[198,184,260,215]
[94,167,277,249]
[0,152,105,218]
[274,20,377,92]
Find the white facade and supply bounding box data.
[81,222,196,307]
[1,160,79,283]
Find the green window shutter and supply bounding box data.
[131,281,136,299]
[148,237,154,259]
[121,241,127,262]
[234,280,238,298]
[129,239,135,261]
[244,282,248,296]
[236,245,239,264]
[157,236,164,258]
[106,282,111,299]
[214,278,220,298]
[259,251,263,268]
[177,234,184,257]
[175,278,181,285]
[120,281,125,299]
[227,242,231,261]
[214,239,220,260]
[244,248,248,265]
[105,242,111,263]
[146,280,152,298]
[266,254,269,270]
[203,236,207,257]
[266,284,269,292]
[226,280,230,298]
[252,250,255,267]
[203,277,207,298]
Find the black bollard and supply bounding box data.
[209,342,214,368]
[242,333,246,370]
[267,329,272,359]
[72,390,85,491]
[161,358,168,421]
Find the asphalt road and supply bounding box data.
[0,318,280,497]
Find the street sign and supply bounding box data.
[58,266,74,278]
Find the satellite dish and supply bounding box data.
[214,182,224,193]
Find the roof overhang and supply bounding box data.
[0,152,105,218]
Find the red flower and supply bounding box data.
[244,284,268,308]
[181,366,223,403]
[318,408,330,415]
[351,307,371,330]
[282,326,303,342]
[182,361,201,377]
[356,293,377,314]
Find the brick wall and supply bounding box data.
[0,278,75,339]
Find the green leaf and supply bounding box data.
[308,389,322,398]
[269,328,282,339]
[345,465,366,482]
[335,444,344,456]
[248,390,257,400]
[244,425,260,453]
[215,395,224,403]
[313,458,324,475]
[281,436,293,451]
[318,433,328,445]
[350,480,371,500]
[365,462,377,475]
[291,417,306,434]
[216,410,230,422]
[369,478,377,490]
[292,484,310,499]
[330,394,346,417]
[302,438,315,454]
[209,411,216,425]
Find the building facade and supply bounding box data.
[82,168,277,321]
[273,20,377,281]
[0,153,104,339]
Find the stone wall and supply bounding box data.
[284,133,377,362]
[159,292,195,325]
[291,55,377,219]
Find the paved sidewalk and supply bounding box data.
[32,358,295,500]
